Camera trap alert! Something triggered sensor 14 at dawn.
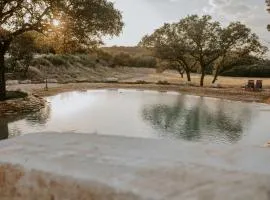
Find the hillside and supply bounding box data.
[6,54,157,83]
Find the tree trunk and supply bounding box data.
[0,122,9,140]
[0,51,6,101]
[200,68,205,87]
[186,71,191,82]
[212,70,219,84]
[212,64,222,84]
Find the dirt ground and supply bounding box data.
[7,68,270,104]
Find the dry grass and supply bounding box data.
[130,70,270,88]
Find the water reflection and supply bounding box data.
[0,104,51,140]
[0,121,8,140]
[2,90,270,145]
[142,97,251,144]
[25,104,51,126]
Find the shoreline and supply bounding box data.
[31,82,270,105]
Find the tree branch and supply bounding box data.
[0,0,24,23]
[11,5,51,38]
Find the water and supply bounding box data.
[1,89,270,145]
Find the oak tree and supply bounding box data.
[139,23,197,82]
[212,22,266,83]
[0,0,123,100]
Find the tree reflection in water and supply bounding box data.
[142,96,252,144]
[25,104,51,126]
[0,104,51,140]
[0,120,9,140]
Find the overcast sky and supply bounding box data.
[105,0,270,47]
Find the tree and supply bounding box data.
[9,32,37,78]
[139,15,221,85]
[212,22,267,83]
[140,15,267,87]
[179,15,222,86]
[168,61,185,78]
[139,23,197,82]
[0,0,123,100]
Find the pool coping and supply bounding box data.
[0,132,270,199]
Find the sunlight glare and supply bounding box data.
[52,19,60,27]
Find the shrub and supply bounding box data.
[6,91,28,100]
[76,54,96,68]
[31,57,53,67]
[44,55,67,66]
[113,52,132,66]
[221,65,270,77]
[130,56,157,68]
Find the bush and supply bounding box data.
[130,56,157,68]
[6,91,28,100]
[113,52,132,66]
[221,65,270,77]
[31,57,53,67]
[110,52,157,68]
[76,54,96,68]
[44,55,67,66]
[5,57,17,73]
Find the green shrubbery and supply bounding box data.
[32,54,96,68]
[6,91,28,100]
[221,65,270,77]
[97,51,157,68]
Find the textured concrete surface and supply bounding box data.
[0,133,270,200]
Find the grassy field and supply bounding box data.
[128,70,270,88]
[12,54,268,88]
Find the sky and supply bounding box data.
[105,0,270,48]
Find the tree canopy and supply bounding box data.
[0,0,123,100]
[140,15,266,86]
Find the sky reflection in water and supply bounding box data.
[1,89,270,145]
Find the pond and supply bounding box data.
[1,89,270,145]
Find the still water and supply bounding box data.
[1,89,270,145]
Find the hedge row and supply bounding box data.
[221,65,270,78]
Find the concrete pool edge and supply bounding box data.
[0,133,270,199]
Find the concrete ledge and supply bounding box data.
[0,133,270,200]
